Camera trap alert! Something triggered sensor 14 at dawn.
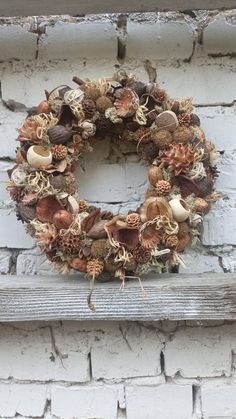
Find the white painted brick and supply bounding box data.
[202,381,236,418]
[202,204,236,246]
[51,384,118,419]
[179,249,221,274]
[39,21,117,60]
[91,323,162,380]
[0,103,26,159]
[0,250,12,273]
[197,106,236,151]
[0,383,47,417]
[221,251,236,273]
[0,161,15,204]
[125,384,192,419]
[165,326,233,378]
[0,209,34,249]
[16,248,56,275]
[203,18,236,54]
[0,25,37,60]
[215,151,236,194]
[127,21,194,59]
[77,161,147,203]
[0,323,89,382]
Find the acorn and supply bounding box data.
[52,210,73,230]
[48,125,74,144]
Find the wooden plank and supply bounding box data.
[1,0,236,17]
[0,273,236,321]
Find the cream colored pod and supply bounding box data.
[169,198,190,222]
[27,145,52,168]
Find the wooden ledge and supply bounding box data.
[0,0,236,17]
[0,273,236,322]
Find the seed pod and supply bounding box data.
[48,125,74,144]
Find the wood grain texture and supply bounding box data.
[1,0,236,17]
[0,273,236,321]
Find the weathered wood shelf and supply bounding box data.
[0,273,236,322]
[1,0,236,17]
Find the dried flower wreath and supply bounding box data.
[7,70,219,309]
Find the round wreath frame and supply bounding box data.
[7,71,218,309]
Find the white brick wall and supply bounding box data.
[0,10,236,419]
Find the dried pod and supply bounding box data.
[178,222,190,239]
[81,209,101,233]
[155,111,179,132]
[69,258,87,273]
[91,239,110,259]
[15,149,25,164]
[139,197,172,222]
[196,178,213,198]
[57,234,81,254]
[148,165,163,186]
[114,88,138,117]
[139,221,162,249]
[87,220,108,239]
[169,198,190,222]
[96,96,113,112]
[37,100,51,114]
[175,176,199,198]
[105,258,122,274]
[105,216,139,250]
[52,210,73,230]
[27,146,52,169]
[176,234,191,252]
[173,126,193,144]
[11,166,28,187]
[48,125,74,144]
[36,195,63,223]
[16,203,36,223]
[152,129,173,149]
[194,197,210,214]
[124,257,137,272]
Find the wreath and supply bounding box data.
[7,70,218,309]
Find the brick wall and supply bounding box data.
[0,10,236,418]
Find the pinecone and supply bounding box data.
[173,126,193,144]
[78,199,88,213]
[57,234,81,254]
[162,233,179,248]
[91,239,110,259]
[153,89,166,102]
[126,213,141,228]
[82,98,96,119]
[101,210,114,220]
[152,129,173,149]
[135,127,151,144]
[96,96,113,113]
[96,114,113,132]
[51,144,68,160]
[161,143,195,176]
[87,259,104,278]
[178,113,191,126]
[133,245,151,264]
[155,180,171,195]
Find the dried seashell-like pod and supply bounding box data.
[87,220,108,239]
[48,125,74,144]
[105,216,139,250]
[52,210,73,230]
[36,195,63,223]
[139,220,162,249]
[114,88,138,117]
[169,198,190,222]
[139,197,172,222]
[27,146,52,169]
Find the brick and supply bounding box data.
[202,381,236,418]
[179,249,221,274]
[215,151,236,194]
[0,250,12,274]
[127,21,194,59]
[202,204,236,246]
[0,209,34,249]
[203,18,236,54]
[39,21,117,60]
[165,326,234,378]
[197,106,236,151]
[0,24,37,60]
[0,323,90,382]
[125,384,192,419]
[0,383,47,417]
[77,161,147,203]
[51,384,118,419]
[91,323,162,380]
[16,248,57,275]
[0,103,26,159]
[0,161,15,204]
